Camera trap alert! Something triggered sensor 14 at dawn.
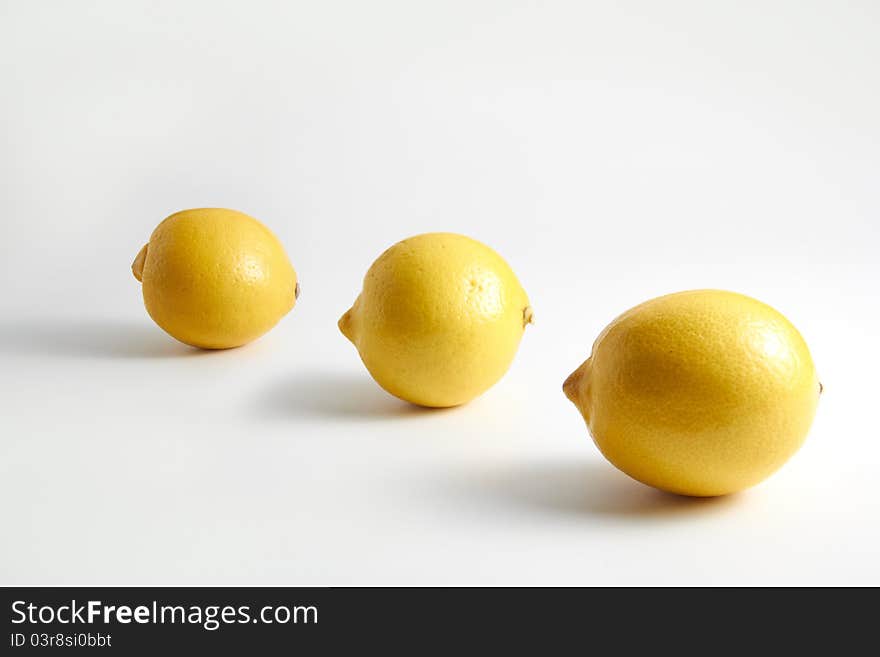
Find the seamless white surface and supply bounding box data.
[1,0,878,585]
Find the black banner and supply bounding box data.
[0,587,871,652]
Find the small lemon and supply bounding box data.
[564,290,820,496]
[132,208,298,349]
[340,233,533,407]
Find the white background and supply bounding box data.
[1,0,878,585]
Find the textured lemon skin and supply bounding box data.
[340,233,532,408]
[564,290,820,497]
[133,208,297,349]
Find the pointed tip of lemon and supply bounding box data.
[338,308,356,344]
[132,243,148,282]
[563,357,592,408]
[523,305,534,327]
[562,370,580,404]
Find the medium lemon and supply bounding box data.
[340,233,532,407]
[564,290,820,496]
[132,208,298,349]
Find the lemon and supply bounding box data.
[132,208,298,349]
[339,233,532,407]
[563,289,820,496]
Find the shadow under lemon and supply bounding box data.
[452,460,744,519]
[256,371,462,421]
[0,318,208,360]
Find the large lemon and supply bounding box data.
[563,290,820,496]
[340,233,532,407]
[132,208,298,349]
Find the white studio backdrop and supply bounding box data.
[1,1,878,584]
